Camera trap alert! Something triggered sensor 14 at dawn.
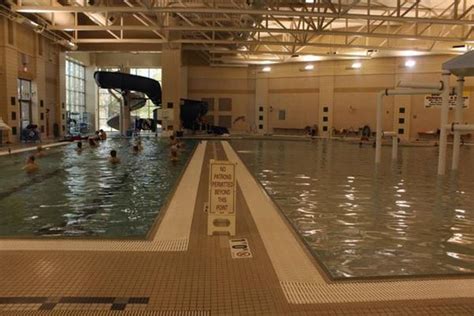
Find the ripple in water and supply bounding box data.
[231,139,474,278]
[0,138,195,238]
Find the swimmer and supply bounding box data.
[76,141,83,153]
[169,135,178,146]
[135,139,144,151]
[23,155,39,173]
[132,145,140,155]
[109,149,120,164]
[88,137,98,147]
[170,144,179,162]
[99,129,107,141]
[35,145,46,157]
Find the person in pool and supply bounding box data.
[23,155,39,173]
[170,143,179,162]
[35,145,46,157]
[76,141,83,153]
[88,137,98,148]
[109,149,120,164]
[99,129,107,140]
[132,145,140,155]
[135,139,144,151]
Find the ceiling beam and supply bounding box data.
[12,6,474,26]
[49,25,468,43]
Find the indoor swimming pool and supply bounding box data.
[231,139,474,279]
[0,138,195,238]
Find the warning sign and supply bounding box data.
[209,160,236,215]
[229,238,253,259]
[424,94,469,109]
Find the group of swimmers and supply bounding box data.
[23,130,184,173]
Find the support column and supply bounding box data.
[161,45,183,133]
[375,91,384,164]
[437,71,451,175]
[452,77,465,171]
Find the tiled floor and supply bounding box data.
[0,141,473,315]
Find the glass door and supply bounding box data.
[18,79,32,130]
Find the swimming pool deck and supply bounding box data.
[0,141,472,315]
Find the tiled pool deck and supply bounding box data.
[0,141,473,315]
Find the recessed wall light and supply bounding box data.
[351,62,362,69]
[262,66,271,72]
[304,64,314,70]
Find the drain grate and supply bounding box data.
[0,311,210,316]
[0,239,189,252]
[281,280,474,304]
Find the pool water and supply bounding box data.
[231,139,474,279]
[0,138,195,238]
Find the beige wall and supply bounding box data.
[187,55,474,140]
[0,17,63,143]
[187,66,255,132]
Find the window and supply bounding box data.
[323,106,329,112]
[398,118,405,124]
[65,58,86,115]
[17,79,31,130]
[399,107,405,114]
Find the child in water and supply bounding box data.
[76,141,83,153]
[135,139,144,151]
[88,137,98,147]
[35,145,46,157]
[109,149,120,164]
[170,143,179,162]
[99,129,107,140]
[23,155,39,173]
[132,145,140,155]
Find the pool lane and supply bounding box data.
[0,141,207,252]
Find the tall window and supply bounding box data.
[65,58,86,114]
[65,58,87,135]
[17,79,32,131]
[130,68,162,119]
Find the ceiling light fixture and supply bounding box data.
[351,62,362,69]
[304,64,314,71]
[405,59,416,68]
[262,66,271,72]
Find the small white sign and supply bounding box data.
[424,94,469,109]
[209,161,236,215]
[229,238,253,259]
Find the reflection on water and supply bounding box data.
[0,138,195,238]
[231,139,474,278]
